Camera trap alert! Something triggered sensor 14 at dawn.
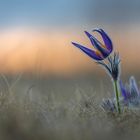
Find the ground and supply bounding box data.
[0,74,139,140]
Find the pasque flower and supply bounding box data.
[72,28,121,114]
[72,29,113,61]
[120,76,140,107]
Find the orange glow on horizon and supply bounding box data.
[0,27,139,76]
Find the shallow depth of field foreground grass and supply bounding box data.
[0,74,140,140]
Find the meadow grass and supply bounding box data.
[0,74,139,140]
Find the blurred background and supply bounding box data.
[0,0,140,140]
[0,0,139,79]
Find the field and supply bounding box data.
[0,73,139,140]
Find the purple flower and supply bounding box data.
[72,29,113,61]
[120,76,140,107]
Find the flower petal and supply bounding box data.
[71,42,103,60]
[84,31,109,58]
[120,80,127,100]
[129,76,139,97]
[84,31,103,47]
[92,29,113,53]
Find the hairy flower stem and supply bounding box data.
[114,80,121,114]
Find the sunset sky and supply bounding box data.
[0,0,140,76]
